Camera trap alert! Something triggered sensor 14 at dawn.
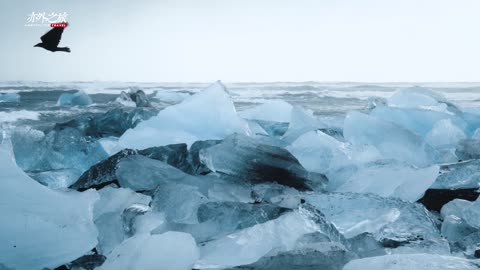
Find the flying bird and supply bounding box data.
[34,24,71,52]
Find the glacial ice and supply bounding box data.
[0,144,99,270]
[431,160,480,189]
[425,119,466,148]
[387,88,461,114]
[99,232,199,270]
[456,139,480,160]
[343,254,480,270]
[199,133,326,190]
[0,93,20,103]
[335,160,439,202]
[11,127,109,187]
[282,106,325,144]
[344,111,436,166]
[116,155,205,191]
[57,90,93,106]
[304,192,449,254]
[54,107,157,138]
[93,186,151,254]
[370,106,466,138]
[239,100,293,122]
[119,81,251,149]
[195,208,326,269]
[166,201,290,242]
[287,130,349,175]
[115,89,151,107]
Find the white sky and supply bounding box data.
[1,0,479,82]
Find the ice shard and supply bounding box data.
[199,133,327,190]
[0,144,99,270]
[99,232,199,270]
[57,90,93,106]
[119,81,251,149]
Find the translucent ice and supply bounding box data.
[239,100,293,122]
[343,254,480,270]
[425,119,466,148]
[11,127,109,186]
[387,88,460,113]
[199,133,326,190]
[370,106,466,138]
[94,186,151,254]
[0,144,99,270]
[99,232,199,270]
[287,130,349,175]
[116,155,205,191]
[344,111,436,166]
[335,160,439,202]
[304,192,449,254]
[119,81,251,149]
[196,209,322,268]
[57,90,93,106]
[282,106,324,144]
[0,93,20,103]
[431,160,480,189]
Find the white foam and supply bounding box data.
[0,110,40,122]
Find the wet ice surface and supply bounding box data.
[1,81,480,269]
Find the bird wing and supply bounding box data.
[40,27,65,47]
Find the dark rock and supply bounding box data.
[418,188,479,212]
[475,249,480,258]
[199,133,327,191]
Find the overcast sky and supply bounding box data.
[1,0,479,82]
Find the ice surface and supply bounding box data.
[335,160,439,202]
[287,130,349,175]
[282,106,324,144]
[239,100,293,122]
[224,243,354,270]
[54,107,157,138]
[370,106,466,138]
[11,127,109,187]
[344,111,436,166]
[431,160,480,189]
[0,144,99,270]
[387,88,461,114]
[425,119,466,148]
[119,81,251,149]
[94,186,151,254]
[199,133,326,190]
[167,201,290,242]
[116,155,205,191]
[72,143,189,190]
[456,139,480,160]
[28,168,82,189]
[195,208,325,269]
[304,192,449,254]
[0,93,20,103]
[57,90,93,106]
[99,232,199,270]
[343,254,480,270]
